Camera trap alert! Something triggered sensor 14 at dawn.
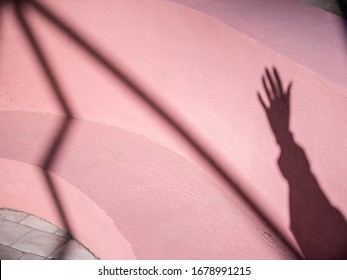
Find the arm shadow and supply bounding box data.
[258,67,347,259]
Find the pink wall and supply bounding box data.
[0,0,346,259]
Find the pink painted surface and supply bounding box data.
[0,0,346,259]
[0,112,295,259]
[0,157,135,260]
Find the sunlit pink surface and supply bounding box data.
[0,0,346,259]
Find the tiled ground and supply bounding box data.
[0,209,97,260]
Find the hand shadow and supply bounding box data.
[258,67,347,259]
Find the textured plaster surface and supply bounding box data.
[0,0,346,258]
[0,112,295,259]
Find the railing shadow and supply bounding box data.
[258,67,347,259]
[14,0,75,259]
[3,0,301,258]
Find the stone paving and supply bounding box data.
[0,209,97,260]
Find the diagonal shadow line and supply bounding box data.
[24,0,300,258]
[14,0,75,259]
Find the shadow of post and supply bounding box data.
[258,67,347,259]
[14,0,75,259]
